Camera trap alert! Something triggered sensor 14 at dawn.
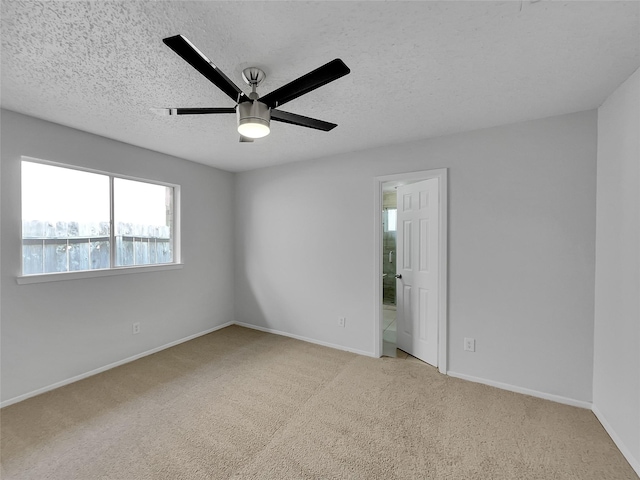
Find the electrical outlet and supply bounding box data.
[132,322,141,335]
[464,337,475,352]
[338,317,346,328]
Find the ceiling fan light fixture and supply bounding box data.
[237,100,270,139]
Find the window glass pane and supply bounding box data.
[21,162,110,274]
[388,209,397,232]
[114,178,173,267]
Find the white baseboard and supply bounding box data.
[0,322,234,408]
[446,371,592,409]
[234,321,376,358]
[592,404,640,477]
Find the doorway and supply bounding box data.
[381,191,398,357]
[374,169,448,373]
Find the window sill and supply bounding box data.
[16,263,184,285]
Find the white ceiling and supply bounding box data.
[1,1,639,172]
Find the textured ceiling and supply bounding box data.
[2,1,639,172]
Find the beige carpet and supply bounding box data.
[1,325,637,479]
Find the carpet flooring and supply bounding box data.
[1,325,637,479]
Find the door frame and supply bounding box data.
[373,168,448,374]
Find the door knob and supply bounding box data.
[394,274,402,279]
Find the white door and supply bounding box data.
[396,178,440,366]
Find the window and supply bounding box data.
[21,159,179,277]
[114,178,174,267]
[383,208,397,232]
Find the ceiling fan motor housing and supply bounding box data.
[237,100,271,138]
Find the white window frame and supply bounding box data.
[17,156,182,285]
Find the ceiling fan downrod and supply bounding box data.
[238,67,270,138]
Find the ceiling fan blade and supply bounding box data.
[163,35,248,103]
[259,59,350,108]
[239,135,254,143]
[151,107,236,116]
[271,109,337,131]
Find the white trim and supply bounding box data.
[437,171,448,373]
[17,262,184,284]
[173,184,182,264]
[592,404,640,476]
[447,371,592,409]
[109,175,116,268]
[373,181,383,357]
[0,322,233,408]
[20,155,180,188]
[235,321,377,358]
[373,169,448,374]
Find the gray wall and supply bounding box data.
[1,110,236,403]
[593,67,640,471]
[235,110,597,403]
[1,108,600,408]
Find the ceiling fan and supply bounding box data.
[153,35,351,142]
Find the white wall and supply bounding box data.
[0,108,601,409]
[593,67,640,473]
[0,110,235,404]
[235,111,597,403]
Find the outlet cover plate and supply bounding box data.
[464,337,475,352]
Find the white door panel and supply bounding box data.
[396,178,439,366]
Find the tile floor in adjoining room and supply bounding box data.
[382,305,408,358]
